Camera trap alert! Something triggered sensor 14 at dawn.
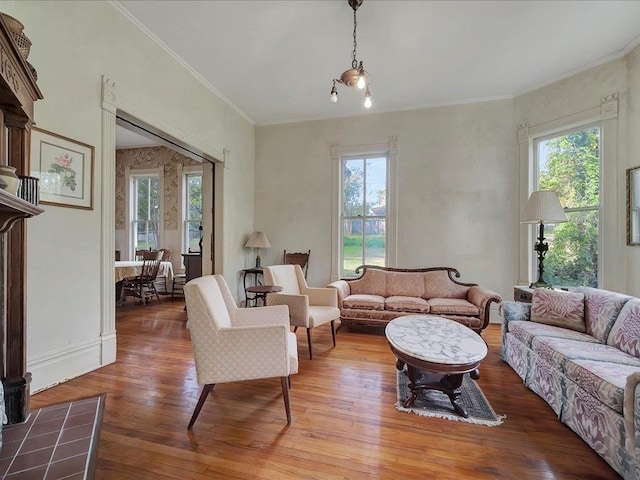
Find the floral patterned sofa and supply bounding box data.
[500,287,640,480]
[327,266,502,332]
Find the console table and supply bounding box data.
[182,253,202,282]
[513,285,534,303]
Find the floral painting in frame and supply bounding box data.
[30,127,94,210]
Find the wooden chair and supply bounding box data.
[158,248,172,261]
[171,273,186,300]
[184,275,298,427]
[283,249,311,278]
[155,248,173,293]
[121,253,163,306]
[135,249,159,261]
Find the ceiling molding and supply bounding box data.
[110,0,256,127]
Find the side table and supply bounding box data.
[245,285,283,307]
[242,267,263,305]
[513,285,533,303]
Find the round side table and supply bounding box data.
[245,285,283,307]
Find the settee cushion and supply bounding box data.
[531,289,586,332]
[343,294,385,311]
[348,269,387,296]
[574,286,632,342]
[532,337,640,372]
[564,359,636,413]
[384,296,429,313]
[607,298,640,359]
[509,320,598,349]
[428,298,478,316]
[422,271,468,299]
[386,273,425,298]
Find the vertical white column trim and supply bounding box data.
[100,76,117,365]
[330,142,341,282]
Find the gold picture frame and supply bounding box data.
[30,127,94,210]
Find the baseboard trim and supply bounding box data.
[28,338,103,393]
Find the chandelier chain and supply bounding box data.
[351,8,358,69]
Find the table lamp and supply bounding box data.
[521,190,568,288]
[245,231,271,268]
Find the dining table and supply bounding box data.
[115,260,174,284]
[115,261,174,305]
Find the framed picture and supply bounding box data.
[30,127,94,210]
[627,165,640,246]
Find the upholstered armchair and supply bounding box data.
[263,264,339,360]
[184,275,298,427]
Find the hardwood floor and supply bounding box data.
[31,300,619,479]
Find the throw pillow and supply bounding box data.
[531,289,586,332]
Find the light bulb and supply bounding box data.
[364,95,372,108]
[357,76,366,89]
[331,91,338,103]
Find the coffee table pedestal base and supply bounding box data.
[397,360,480,418]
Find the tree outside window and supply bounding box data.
[341,155,387,277]
[535,126,600,287]
[184,173,202,252]
[133,175,160,251]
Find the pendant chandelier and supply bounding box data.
[330,0,372,109]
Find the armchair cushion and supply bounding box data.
[308,306,340,329]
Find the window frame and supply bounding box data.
[331,137,398,281]
[518,94,620,290]
[182,167,203,254]
[532,123,601,287]
[126,167,164,259]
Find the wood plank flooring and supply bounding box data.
[30,300,619,479]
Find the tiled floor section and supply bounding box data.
[0,394,105,480]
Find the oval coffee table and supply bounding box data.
[385,315,488,418]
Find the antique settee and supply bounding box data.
[500,287,640,480]
[327,266,502,332]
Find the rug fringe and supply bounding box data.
[395,402,505,427]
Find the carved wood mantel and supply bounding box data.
[0,13,43,424]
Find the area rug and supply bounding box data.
[396,371,505,426]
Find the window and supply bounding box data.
[131,174,160,251]
[341,154,387,277]
[534,125,600,287]
[183,171,202,253]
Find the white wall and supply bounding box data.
[513,57,628,294]
[4,1,255,391]
[255,100,516,301]
[256,52,640,303]
[627,44,640,296]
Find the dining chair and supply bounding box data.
[283,249,311,278]
[120,252,163,305]
[263,264,339,359]
[155,248,173,293]
[184,274,298,427]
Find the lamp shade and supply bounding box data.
[521,190,568,224]
[245,231,271,249]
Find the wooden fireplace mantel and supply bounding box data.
[0,12,44,424]
[0,189,43,233]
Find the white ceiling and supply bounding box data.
[113,0,640,127]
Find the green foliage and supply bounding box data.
[539,128,599,287]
